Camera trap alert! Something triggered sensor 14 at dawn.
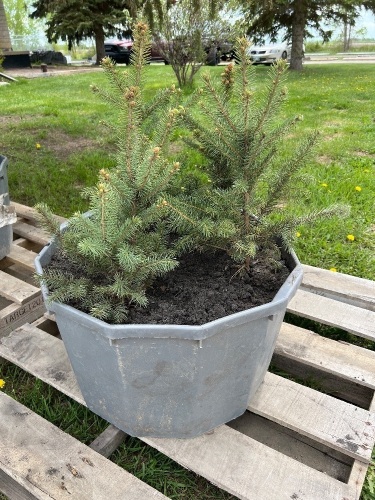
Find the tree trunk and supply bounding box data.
[343,19,349,51]
[344,21,352,52]
[347,23,352,51]
[94,24,105,65]
[289,0,307,71]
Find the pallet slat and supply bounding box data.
[11,202,65,226]
[12,221,50,246]
[288,289,375,341]
[0,270,40,305]
[301,264,375,311]
[0,392,168,500]
[143,426,357,500]
[276,322,375,390]
[89,425,127,458]
[0,300,45,339]
[0,236,46,338]
[1,244,38,272]
[249,372,375,463]
[0,323,84,402]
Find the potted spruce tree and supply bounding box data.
[35,23,347,438]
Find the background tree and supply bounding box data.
[154,0,233,87]
[335,5,369,51]
[236,0,375,70]
[29,0,219,65]
[342,8,355,51]
[30,0,163,64]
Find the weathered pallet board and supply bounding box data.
[273,323,375,417]
[12,220,50,247]
[248,371,375,463]
[0,254,45,338]
[0,244,37,273]
[300,264,375,312]
[0,392,168,500]
[89,424,127,458]
[10,202,64,249]
[288,288,375,341]
[11,202,65,227]
[1,203,374,500]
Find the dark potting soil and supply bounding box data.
[49,250,291,325]
[129,251,291,325]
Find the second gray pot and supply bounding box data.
[0,155,13,260]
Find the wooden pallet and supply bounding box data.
[0,203,50,337]
[1,204,375,500]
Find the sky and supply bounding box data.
[325,8,375,39]
[354,8,375,38]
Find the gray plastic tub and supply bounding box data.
[0,155,13,260]
[35,238,303,438]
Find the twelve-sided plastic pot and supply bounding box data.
[35,236,303,439]
[0,155,12,260]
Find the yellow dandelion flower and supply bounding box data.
[355,186,362,192]
[321,183,328,188]
[329,268,337,272]
[35,143,41,149]
[0,379,5,389]
[296,231,301,238]
[346,234,355,242]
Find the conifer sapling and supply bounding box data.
[163,37,349,274]
[35,21,184,324]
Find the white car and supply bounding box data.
[249,42,292,65]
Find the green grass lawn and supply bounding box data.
[0,63,374,499]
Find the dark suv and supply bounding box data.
[104,39,167,65]
[104,40,132,64]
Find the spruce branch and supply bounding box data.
[253,60,288,136]
[235,38,254,140]
[130,20,152,90]
[259,130,319,216]
[34,203,63,242]
[200,73,238,134]
[90,84,123,108]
